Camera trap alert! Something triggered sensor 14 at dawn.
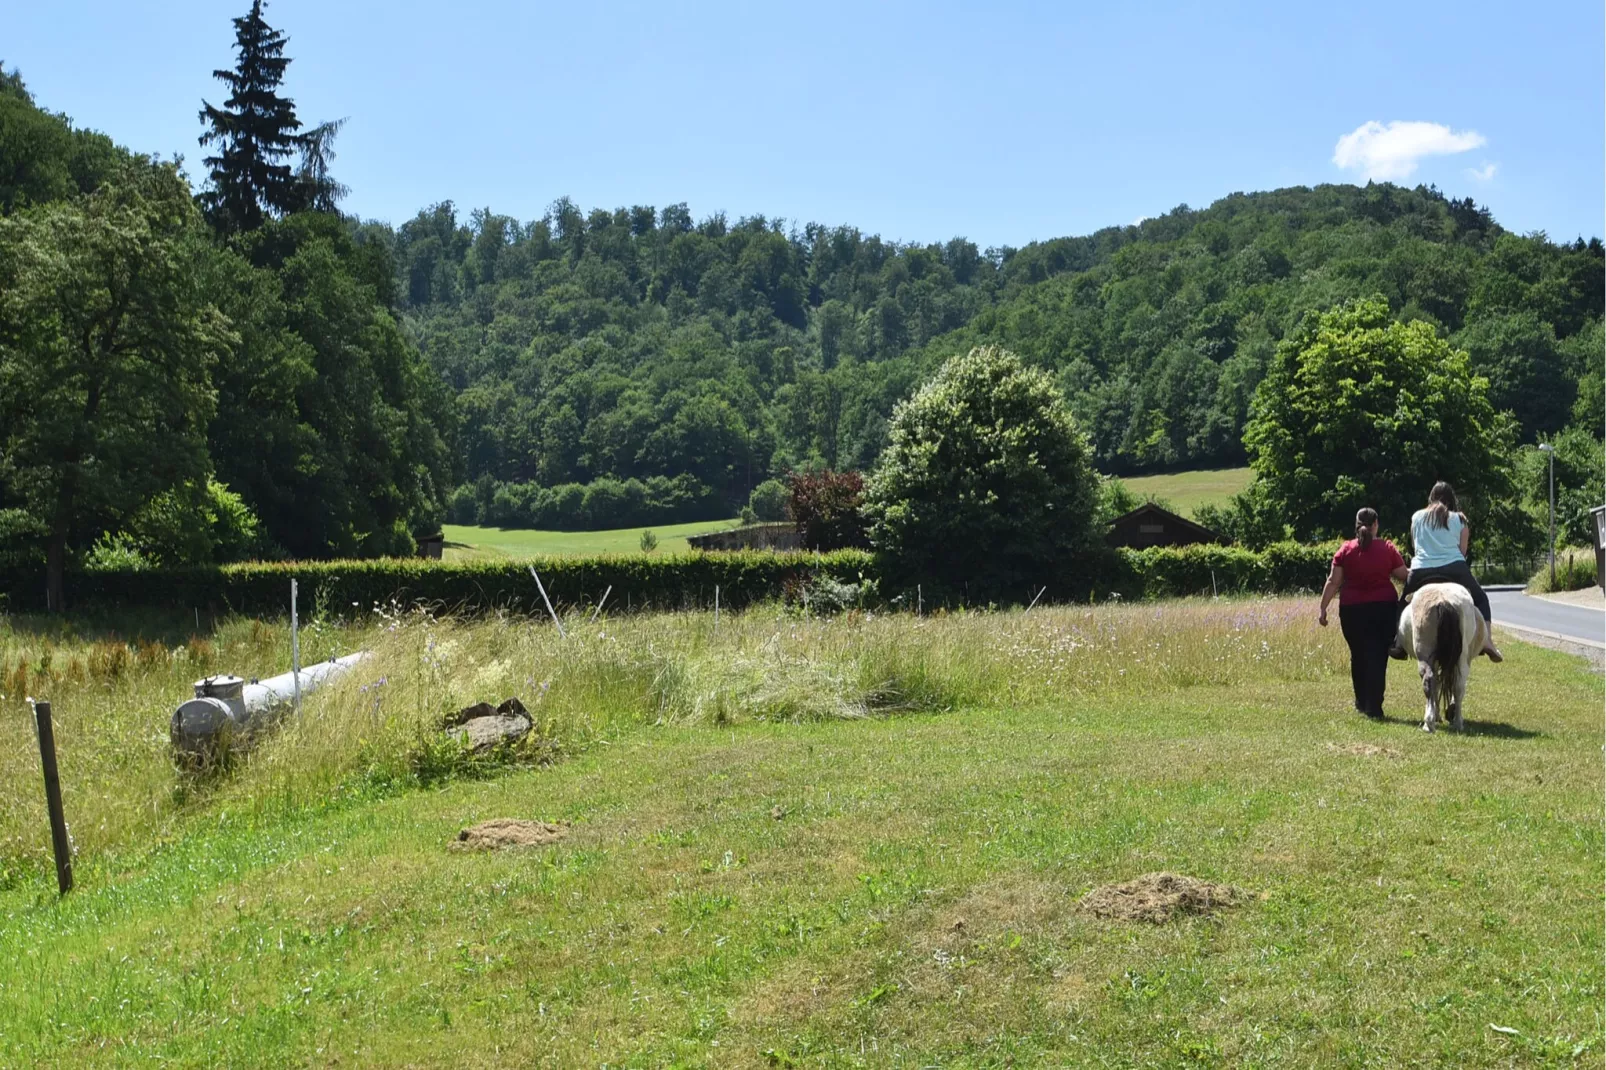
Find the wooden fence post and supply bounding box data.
[31,700,73,895]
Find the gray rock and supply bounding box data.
[443,696,533,752]
[451,712,531,752]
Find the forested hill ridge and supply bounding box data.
[376,184,1602,505]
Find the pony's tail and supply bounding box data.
[1426,601,1463,707]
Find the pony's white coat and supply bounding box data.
[1396,584,1483,733]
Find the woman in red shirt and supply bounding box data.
[1318,507,1409,719]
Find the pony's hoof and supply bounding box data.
[1484,649,1504,663]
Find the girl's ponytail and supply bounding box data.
[1355,507,1378,549]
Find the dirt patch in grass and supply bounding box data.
[1324,742,1403,758]
[1078,872,1247,923]
[450,818,567,851]
[938,876,1067,938]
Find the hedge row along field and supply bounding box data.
[0,543,1340,616]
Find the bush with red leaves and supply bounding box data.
[788,470,870,551]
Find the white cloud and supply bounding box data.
[1131,216,1149,226]
[1467,161,1498,182]
[1332,120,1487,181]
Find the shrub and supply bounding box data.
[467,474,727,531]
[1192,481,1290,550]
[582,478,646,530]
[749,478,790,522]
[446,484,478,525]
[789,470,869,550]
[83,532,154,572]
[639,530,658,553]
[534,483,586,528]
[1097,476,1141,524]
[117,478,272,565]
[865,345,1101,600]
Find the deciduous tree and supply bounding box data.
[1243,296,1517,542]
[0,163,229,607]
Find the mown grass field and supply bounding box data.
[1120,467,1253,517]
[442,518,738,560]
[0,601,1599,1066]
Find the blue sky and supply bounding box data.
[9,1,1603,247]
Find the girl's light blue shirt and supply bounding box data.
[1410,508,1464,569]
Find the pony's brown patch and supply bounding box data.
[1324,742,1402,758]
[450,818,567,851]
[1078,872,1248,923]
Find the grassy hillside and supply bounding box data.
[0,603,1599,1065]
[442,518,738,559]
[1117,467,1253,518]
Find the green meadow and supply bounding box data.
[441,518,738,560]
[0,601,1599,1066]
[1119,467,1254,518]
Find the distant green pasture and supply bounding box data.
[1119,467,1253,517]
[442,518,738,559]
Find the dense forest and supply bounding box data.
[1,0,1602,578]
[375,183,1602,530]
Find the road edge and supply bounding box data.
[1494,621,1605,669]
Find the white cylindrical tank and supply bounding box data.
[171,652,370,753]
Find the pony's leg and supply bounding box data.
[1450,671,1467,732]
[1419,661,1437,732]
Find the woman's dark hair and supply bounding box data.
[1427,481,1458,529]
[1355,507,1378,548]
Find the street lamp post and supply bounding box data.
[1538,442,1556,588]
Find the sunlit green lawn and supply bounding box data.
[442,518,739,559]
[0,602,1598,1067]
[1120,467,1253,518]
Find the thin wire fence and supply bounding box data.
[1469,554,1543,586]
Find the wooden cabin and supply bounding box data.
[1106,503,1222,549]
[416,532,445,559]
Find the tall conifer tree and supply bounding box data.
[198,0,302,233]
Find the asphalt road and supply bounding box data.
[1488,589,1605,646]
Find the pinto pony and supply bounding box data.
[1395,583,1483,732]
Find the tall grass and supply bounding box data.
[1525,546,1600,593]
[0,598,1344,879]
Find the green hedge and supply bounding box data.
[1109,541,1338,600]
[0,542,1338,617]
[0,552,879,616]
